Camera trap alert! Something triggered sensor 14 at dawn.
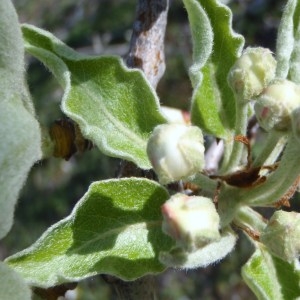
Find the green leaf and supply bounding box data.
[0,0,22,96]
[242,244,300,300]
[6,178,172,287]
[185,0,244,137]
[183,0,213,87]
[183,0,225,137]
[289,1,300,83]
[276,0,300,80]
[0,0,41,239]
[0,262,31,300]
[21,24,166,169]
[190,63,227,137]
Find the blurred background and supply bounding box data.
[2,0,287,299]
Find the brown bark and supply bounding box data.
[126,0,169,89]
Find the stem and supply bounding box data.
[235,134,300,206]
[190,172,219,193]
[221,101,249,173]
[234,206,267,233]
[220,138,233,172]
[219,134,300,226]
[252,130,287,168]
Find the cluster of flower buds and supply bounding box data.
[147,124,205,184]
[161,193,220,252]
[260,211,300,262]
[228,47,276,101]
[255,79,300,132]
[228,47,300,133]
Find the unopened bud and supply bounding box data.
[260,211,300,262]
[228,47,276,101]
[160,106,190,124]
[147,124,205,184]
[254,80,300,131]
[161,194,220,252]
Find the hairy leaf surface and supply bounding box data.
[0,262,31,300]
[22,24,166,169]
[276,0,300,80]
[0,0,41,239]
[242,244,300,300]
[6,178,172,287]
[185,0,244,137]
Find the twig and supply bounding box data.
[126,0,169,88]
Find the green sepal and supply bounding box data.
[160,227,236,269]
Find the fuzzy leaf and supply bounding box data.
[288,0,300,83]
[0,0,41,239]
[276,0,300,80]
[186,0,244,137]
[0,262,31,300]
[6,178,172,287]
[190,63,227,137]
[242,244,300,300]
[22,24,166,169]
[183,0,213,87]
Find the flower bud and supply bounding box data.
[160,106,190,124]
[260,211,300,262]
[254,80,300,131]
[147,124,205,184]
[228,47,276,101]
[161,194,221,252]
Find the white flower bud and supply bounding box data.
[228,47,276,101]
[161,194,221,252]
[260,211,300,262]
[147,124,204,184]
[254,80,300,131]
[160,106,190,124]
